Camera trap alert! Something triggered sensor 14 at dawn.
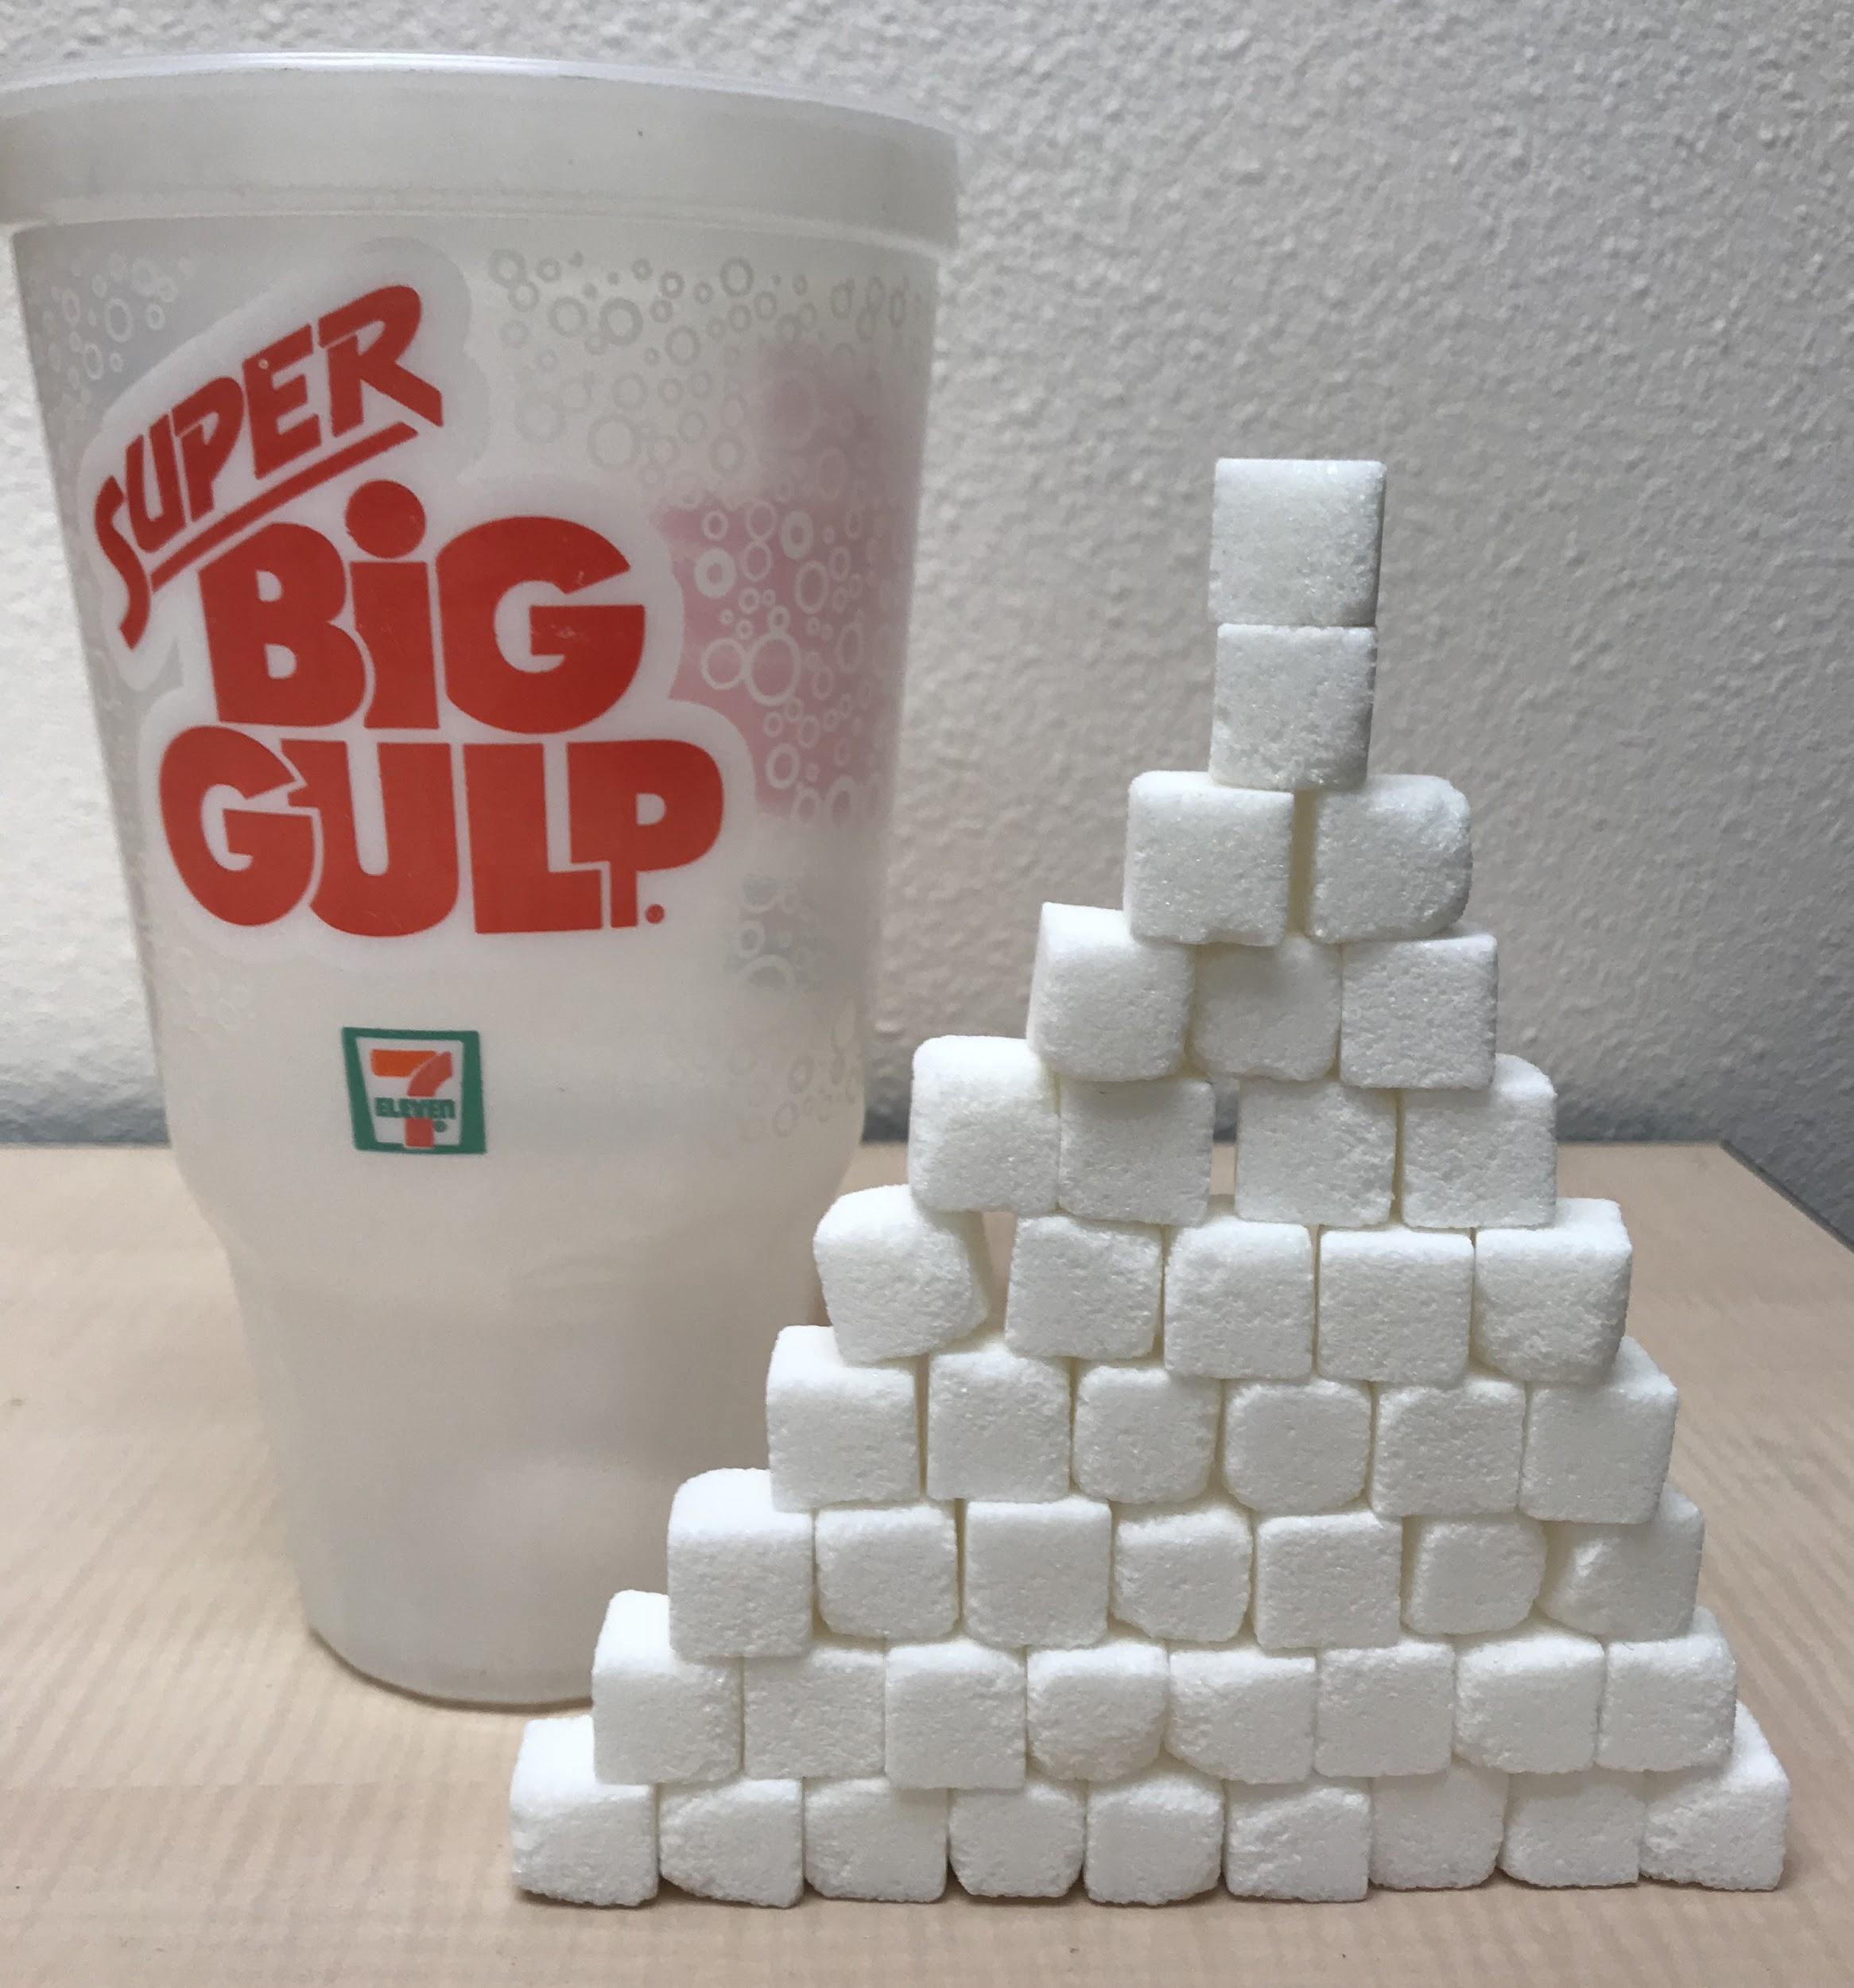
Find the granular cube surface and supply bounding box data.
[909,1035,1061,1217]
[1112,1496,1253,1644]
[1084,1765,1226,1904]
[1370,1762,1507,1891]
[1339,925,1497,1091]
[1190,935,1340,1081]
[1026,903,1191,1081]
[964,1496,1111,1648]
[1167,1639,1317,1784]
[926,1334,1072,1503]
[1163,1207,1315,1380]
[1520,1337,1678,1524]
[1222,1376,1371,1514]
[666,1469,813,1660]
[1225,1779,1372,1901]
[1315,1636,1456,1777]
[657,1778,804,1908]
[743,1635,885,1780]
[1073,1359,1221,1505]
[814,1501,959,1642]
[886,1637,1026,1791]
[1402,1514,1546,1636]
[1369,1373,1525,1516]
[804,1780,948,1902]
[1234,1077,1396,1228]
[1399,1054,1557,1231]
[1059,1074,1215,1225]
[1454,1619,1604,1773]
[1538,1483,1705,1640]
[1499,1769,1644,1889]
[1211,623,1376,792]
[1305,775,1472,944]
[1004,1213,1161,1361]
[950,1778,1086,1898]
[1473,1197,1632,1383]
[1026,1635,1169,1781]
[765,1326,918,1511]
[1640,1705,1789,1891]
[1208,457,1386,627]
[1123,770,1295,946]
[510,1715,657,1907]
[1317,1224,1472,1384]
[1253,1508,1403,1652]
[591,1590,740,1786]
[1598,1606,1737,1772]
[813,1184,993,1363]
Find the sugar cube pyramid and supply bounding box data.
[509,459,1789,1908]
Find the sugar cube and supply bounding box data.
[1167,1638,1317,1784]
[1641,1704,1789,1891]
[925,1334,1071,1502]
[1316,1636,1455,1777]
[1473,1198,1632,1384]
[1026,903,1190,1081]
[1305,775,1472,944]
[1004,1213,1161,1361]
[908,1035,1060,1217]
[964,1495,1111,1648]
[1339,926,1497,1090]
[666,1469,813,1660]
[510,1715,657,1907]
[813,1184,993,1363]
[1224,1780,1372,1901]
[1253,1508,1402,1652]
[1123,770,1294,945]
[1072,1359,1221,1504]
[591,1590,740,1785]
[804,1779,948,1901]
[949,1778,1086,1898]
[1499,1769,1644,1889]
[1454,1619,1604,1773]
[1370,1762,1507,1891]
[1538,1482,1705,1640]
[1402,1514,1546,1636]
[1317,1224,1472,1384]
[1520,1337,1678,1524]
[1190,934,1341,1081]
[814,1501,959,1642]
[1234,1077,1396,1227]
[765,1325,918,1511]
[1208,457,1385,627]
[1085,1765,1226,1904]
[1599,1606,1737,1772]
[1162,1204,1315,1379]
[886,1637,1026,1790]
[657,1778,803,1908]
[1026,1634,1169,1781]
[1398,1054,1557,1230]
[1370,1373,1526,1516]
[743,1635,885,1779]
[1210,623,1376,793]
[1221,1376,1371,1513]
[1059,1074,1215,1225]
[1112,1496,1252,1644]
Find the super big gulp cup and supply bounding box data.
[0,54,956,1701]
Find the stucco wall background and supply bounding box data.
[0,2,1848,1230]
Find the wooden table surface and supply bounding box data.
[2,1141,1851,1985]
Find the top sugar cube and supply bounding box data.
[1208,460,1387,627]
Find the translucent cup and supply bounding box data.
[0,54,956,1702]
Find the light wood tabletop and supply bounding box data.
[2,1141,1850,1986]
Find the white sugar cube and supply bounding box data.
[1026,1634,1169,1780]
[1058,1074,1215,1225]
[743,1635,885,1779]
[1073,1359,1221,1504]
[964,1496,1111,1648]
[510,1715,657,1907]
[1473,1198,1633,1383]
[1399,1054,1557,1230]
[803,1779,948,1901]
[1211,623,1376,792]
[1163,1206,1315,1380]
[1402,1514,1546,1636]
[1234,1077,1396,1227]
[1224,1779,1371,1901]
[1253,1508,1402,1652]
[1084,1765,1225,1905]
[1641,1704,1789,1891]
[1599,1606,1737,1772]
[1004,1213,1161,1361]
[813,1501,959,1642]
[1026,903,1190,1081]
[813,1184,993,1362]
[1538,1482,1705,1640]
[765,1326,918,1511]
[1317,1224,1472,1384]
[666,1470,813,1660]
[592,1590,739,1785]
[1499,1769,1643,1889]
[1315,1635,1455,1777]
[908,1035,1060,1217]
[926,1334,1071,1502]
[1167,1638,1317,1784]
[1305,774,1472,943]
[949,1778,1086,1898]
[886,1637,1026,1790]
[1520,1337,1678,1524]
[657,1778,803,1908]
[1221,1376,1371,1513]
[1370,1373,1525,1516]
[1190,934,1341,1081]
[1455,1619,1604,1773]
[1208,457,1385,627]
[1113,1496,1253,1644]
[1339,926,1497,1090]
[1370,1762,1507,1891]
[1123,770,1295,945]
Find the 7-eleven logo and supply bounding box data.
[342,1027,485,1155]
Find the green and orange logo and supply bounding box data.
[342,1027,484,1155]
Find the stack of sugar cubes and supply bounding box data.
[510,460,1788,1909]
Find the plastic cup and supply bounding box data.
[0,53,956,1702]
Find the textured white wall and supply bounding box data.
[2,2,1850,1229]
